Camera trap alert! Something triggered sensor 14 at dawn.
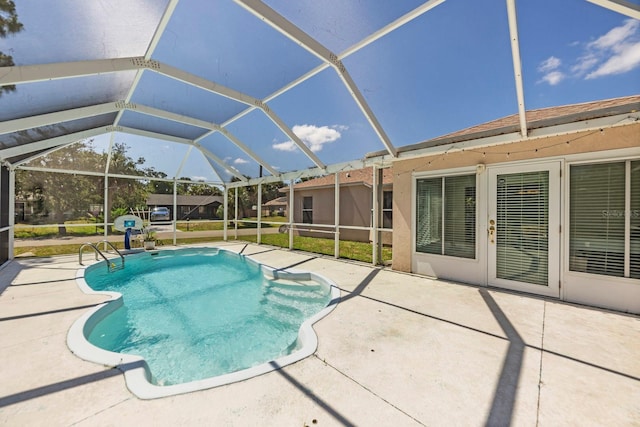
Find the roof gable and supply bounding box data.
[285,167,393,191]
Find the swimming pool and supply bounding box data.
[68,246,339,399]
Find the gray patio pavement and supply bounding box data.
[0,242,638,426]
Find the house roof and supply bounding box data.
[147,194,223,206]
[382,95,640,156]
[281,167,393,191]
[263,196,288,207]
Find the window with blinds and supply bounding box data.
[416,174,476,259]
[496,171,549,286]
[630,161,639,279]
[570,160,639,278]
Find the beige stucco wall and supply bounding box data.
[392,123,640,273]
[292,184,392,243]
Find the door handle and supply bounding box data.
[488,225,495,243]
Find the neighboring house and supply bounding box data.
[146,194,224,220]
[262,196,287,217]
[387,95,640,314]
[280,167,393,243]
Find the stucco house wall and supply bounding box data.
[282,167,393,244]
[392,123,640,273]
[291,184,374,242]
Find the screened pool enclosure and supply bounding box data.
[1,0,638,265]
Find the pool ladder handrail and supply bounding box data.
[79,241,125,272]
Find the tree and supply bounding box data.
[16,141,154,233]
[0,0,24,97]
[104,143,150,220]
[16,142,104,234]
[225,177,284,219]
[176,177,222,196]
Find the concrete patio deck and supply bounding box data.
[0,242,638,426]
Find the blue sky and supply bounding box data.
[2,0,640,182]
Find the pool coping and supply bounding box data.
[66,247,341,399]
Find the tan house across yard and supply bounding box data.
[262,196,287,217]
[280,167,393,244]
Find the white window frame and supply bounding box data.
[413,168,479,260]
[566,156,640,280]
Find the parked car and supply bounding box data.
[150,206,170,221]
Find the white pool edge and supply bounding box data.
[67,247,340,400]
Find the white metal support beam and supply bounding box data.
[506,0,528,138]
[0,127,110,161]
[334,172,340,259]
[8,167,15,260]
[289,180,294,250]
[116,0,180,126]
[0,56,323,169]
[145,0,180,60]
[12,142,85,168]
[116,126,245,182]
[216,127,280,177]
[234,187,238,240]
[104,133,116,237]
[257,183,262,245]
[224,0,446,134]
[156,63,325,169]
[0,103,118,135]
[224,186,229,241]
[174,146,193,179]
[134,102,280,176]
[235,0,398,158]
[0,57,145,86]
[173,180,178,245]
[372,166,379,266]
[194,143,248,182]
[586,0,640,19]
[117,126,193,145]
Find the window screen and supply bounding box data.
[416,174,476,259]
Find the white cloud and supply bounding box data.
[272,124,347,153]
[540,71,565,86]
[588,19,639,50]
[272,140,298,152]
[538,56,561,73]
[537,19,640,85]
[233,158,249,164]
[571,53,599,76]
[190,176,208,182]
[586,40,640,79]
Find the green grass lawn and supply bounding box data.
[241,233,392,264]
[14,216,390,263]
[14,217,288,238]
[14,236,226,257]
[14,222,108,239]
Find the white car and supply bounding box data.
[150,207,170,221]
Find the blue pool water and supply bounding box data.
[84,248,332,386]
